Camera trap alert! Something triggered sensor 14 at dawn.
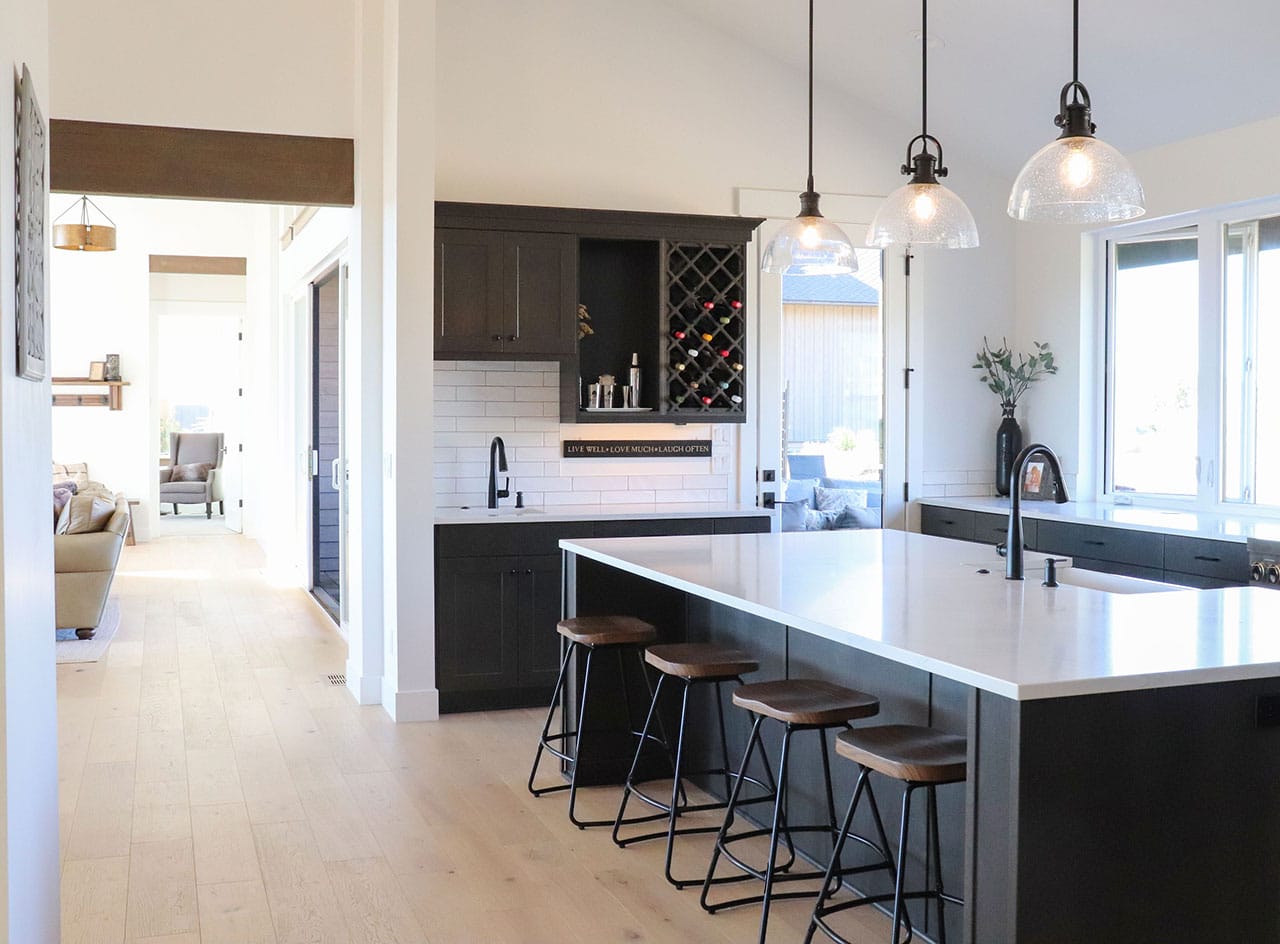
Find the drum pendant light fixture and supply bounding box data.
[761,0,856,275]
[867,0,978,249]
[1007,0,1144,223]
[53,195,117,251]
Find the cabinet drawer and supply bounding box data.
[435,522,593,557]
[714,515,772,535]
[920,506,974,541]
[971,512,1038,549]
[1161,536,1247,582]
[592,518,715,539]
[1162,570,1246,590]
[1035,520,1164,569]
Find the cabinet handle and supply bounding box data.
[524,568,533,574]
[507,335,517,343]
[1194,555,1221,563]
[1083,539,1106,546]
[493,334,504,342]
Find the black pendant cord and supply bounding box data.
[1072,0,1080,88]
[805,0,815,196]
[920,0,928,139]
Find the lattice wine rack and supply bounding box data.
[663,241,747,421]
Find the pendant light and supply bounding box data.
[867,0,978,249]
[52,196,117,251]
[760,0,856,276]
[1007,0,1144,223]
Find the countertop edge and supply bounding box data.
[436,504,772,525]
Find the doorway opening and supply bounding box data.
[309,266,346,622]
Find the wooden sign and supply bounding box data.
[563,440,712,459]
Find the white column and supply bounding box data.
[344,0,389,705]
[379,0,439,720]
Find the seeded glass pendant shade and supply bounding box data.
[761,0,856,275]
[1007,0,1144,223]
[868,0,978,250]
[52,195,117,251]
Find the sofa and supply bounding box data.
[780,476,883,532]
[52,465,130,636]
[160,431,225,518]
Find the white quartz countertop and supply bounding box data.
[919,495,1280,544]
[436,502,772,525]
[560,529,1280,701]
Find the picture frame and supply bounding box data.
[1021,459,1058,501]
[104,353,120,381]
[15,64,47,382]
[88,361,106,381]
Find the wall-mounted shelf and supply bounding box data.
[51,377,130,411]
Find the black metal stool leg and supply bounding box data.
[929,785,947,944]
[890,785,916,944]
[715,680,733,798]
[805,764,871,944]
[612,673,669,847]
[756,723,794,944]
[636,649,686,804]
[566,646,597,829]
[662,678,693,887]
[700,713,766,912]
[527,639,576,797]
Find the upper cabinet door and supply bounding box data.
[435,229,505,355]
[502,232,577,357]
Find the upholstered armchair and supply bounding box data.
[160,432,225,518]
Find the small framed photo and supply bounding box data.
[88,361,106,381]
[1021,460,1057,501]
[104,353,120,381]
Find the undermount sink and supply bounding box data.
[1049,567,1176,594]
[455,506,544,517]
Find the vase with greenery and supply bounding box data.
[973,338,1057,496]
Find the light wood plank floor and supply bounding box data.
[59,533,895,943]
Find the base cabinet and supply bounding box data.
[435,515,772,712]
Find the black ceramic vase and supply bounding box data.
[995,408,1022,497]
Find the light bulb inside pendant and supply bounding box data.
[911,189,938,222]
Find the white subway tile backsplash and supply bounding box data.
[432,368,740,505]
[920,484,947,498]
[923,470,969,486]
[486,371,548,387]
[599,490,657,504]
[434,361,456,371]
[457,387,515,402]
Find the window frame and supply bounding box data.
[1096,194,1280,517]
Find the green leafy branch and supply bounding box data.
[972,337,1057,411]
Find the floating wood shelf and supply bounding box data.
[51,377,130,411]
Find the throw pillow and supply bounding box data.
[52,479,79,495]
[782,477,820,506]
[814,486,872,530]
[170,462,212,483]
[58,495,116,535]
[53,487,74,529]
[840,506,881,530]
[802,507,840,531]
[780,497,810,532]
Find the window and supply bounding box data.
[1109,234,1200,496]
[1104,203,1280,511]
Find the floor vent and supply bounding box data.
[327,673,346,686]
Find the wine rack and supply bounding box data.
[662,241,747,422]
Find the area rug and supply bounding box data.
[55,598,121,664]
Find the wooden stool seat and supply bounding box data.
[836,724,967,784]
[644,643,759,679]
[731,678,879,726]
[556,615,657,647]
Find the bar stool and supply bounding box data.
[613,642,776,889]
[700,678,887,944]
[527,615,658,829]
[806,724,968,944]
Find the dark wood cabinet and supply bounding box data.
[434,230,504,354]
[434,229,576,357]
[919,502,1249,588]
[436,514,771,712]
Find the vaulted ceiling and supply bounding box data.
[668,0,1280,174]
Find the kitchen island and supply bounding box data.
[561,528,1280,943]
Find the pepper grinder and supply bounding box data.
[628,352,641,408]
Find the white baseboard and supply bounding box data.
[344,662,382,705]
[380,680,440,722]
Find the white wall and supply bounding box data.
[50,0,355,137]
[435,0,1021,495]
[1014,116,1280,497]
[0,3,58,938]
[49,196,275,541]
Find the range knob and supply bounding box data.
[1252,561,1266,582]
[1267,564,1280,585]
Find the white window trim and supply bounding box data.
[1092,193,1280,519]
